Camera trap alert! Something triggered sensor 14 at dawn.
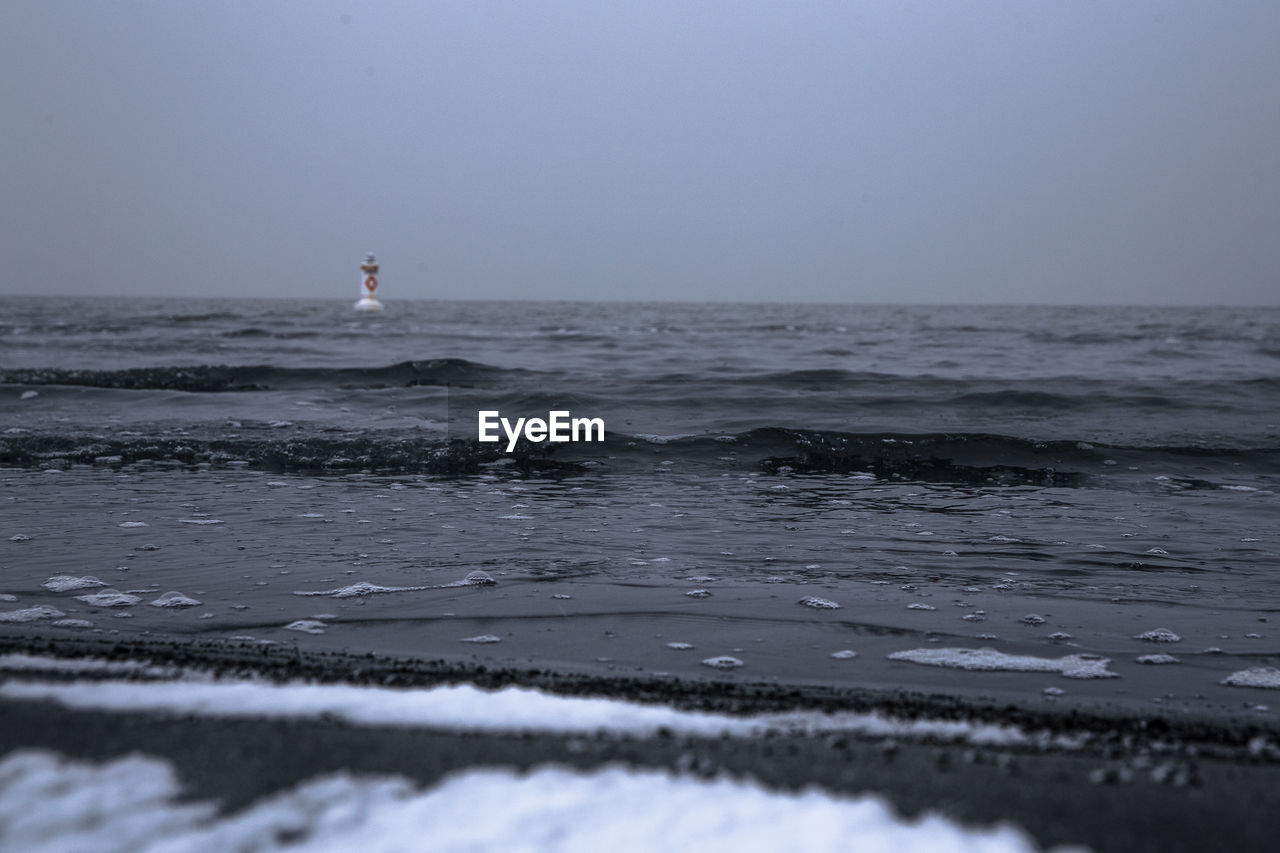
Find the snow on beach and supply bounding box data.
[0,656,1077,748]
[0,750,1052,853]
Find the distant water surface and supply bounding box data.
[2,297,1278,717]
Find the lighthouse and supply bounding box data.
[354,253,384,313]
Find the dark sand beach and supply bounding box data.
[4,632,1280,852]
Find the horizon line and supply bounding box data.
[1,292,1277,310]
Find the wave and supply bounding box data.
[3,426,1275,485]
[0,360,517,392]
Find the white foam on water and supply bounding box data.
[830,650,858,660]
[633,433,698,445]
[50,619,94,629]
[178,519,224,525]
[701,656,744,670]
[1135,628,1181,643]
[799,596,841,609]
[75,590,141,607]
[449,570,496,587]
[889,648,1118,680]
[665,642,694,650]
[1222,667,1280,689]
[118,521,149,528]
[1135,654,1180,665]
[0,594,15,602]
[0,750,1052,853]
[150,591,201,608]
[42,575,107,592]
[460,634,502,644]
[0,605,64,623]
[293,582,431,598]
[284,620,327,635]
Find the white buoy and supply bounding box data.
[354,252,384,312]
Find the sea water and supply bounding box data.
[2,297,1278,717]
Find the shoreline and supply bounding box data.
[4,639,1280,851]
[3,630,1278,757]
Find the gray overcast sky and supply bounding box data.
[3,2,1278,304]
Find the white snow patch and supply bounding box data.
[0,678,1076,748]
[0,751,1048,853]
[889,647,1118,679]
[0,654,173,677]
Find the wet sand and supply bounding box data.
[3,632,1280,852]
